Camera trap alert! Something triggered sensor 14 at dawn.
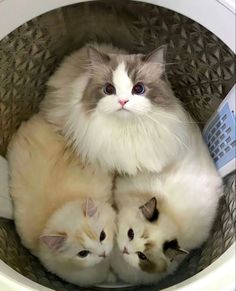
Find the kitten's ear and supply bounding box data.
[87,46,110,66]
[83,198,98,218]
[139,197,159,222]
[163,239,189,262]
[144,45,166,65]
[40,234,66,252]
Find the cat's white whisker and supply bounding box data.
[136,116,150,137]
[144,114,192,152]
[150,110,204,125]
[129,108,189,147]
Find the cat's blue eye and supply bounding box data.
[77,250,90,258]
[103,83,116,95]
[132,83,145,95]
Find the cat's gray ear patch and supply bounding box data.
[40,234,66,252]
[140,197,159,222]
[87,47,110,65]
[83,198,98,218]
[163,239,189,262]
[144,45,167,65]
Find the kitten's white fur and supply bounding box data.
[111,161,222,284]
[41,44,194,175]
[8,114,116,286]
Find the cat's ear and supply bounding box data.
[163,239,189,262]
[83,198,98,218]
[139,197,159,222]
[87,46,110,66]
[40,234,67,252]
[144,45,166,65]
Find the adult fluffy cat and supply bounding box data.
[111,164,222,284]
[8,115,116,286]
[41,43,197,175]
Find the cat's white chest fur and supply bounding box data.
[69,107,191,175]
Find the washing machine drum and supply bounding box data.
[0,1,235,290]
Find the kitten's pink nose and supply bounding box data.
[119,99,129,107]
[99,251,106,258]
[123,246,129,255]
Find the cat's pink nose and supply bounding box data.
[99,251,106,258]
[119,99,129,107]
[123,246,129,255]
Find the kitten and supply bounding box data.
[111,169,222,285]
[8,114,116,286]
[40,43,198,175]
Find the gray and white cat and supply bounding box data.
[41,43,195,175]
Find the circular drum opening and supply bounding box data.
[0,1,235,290]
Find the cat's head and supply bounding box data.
[116,197,189,273]
[40,198,116,268]
[82,45,175,119]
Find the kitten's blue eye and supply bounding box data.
[132,83,145,95]
[103,83,116,95]
[137,251,147,260]
[78,250,90,258]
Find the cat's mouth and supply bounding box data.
[117,107,129,112]
[98,251,106,258]
[116,107,132,116]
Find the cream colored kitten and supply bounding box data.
[8,114,116,286]
[112,166,222,284]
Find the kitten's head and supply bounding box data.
[116,197,188,273]
[82,45,175,119]
[40,198,116,268]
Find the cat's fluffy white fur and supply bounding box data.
[41,43,195,175]
[8,114,116,286]
[111,159,222,284]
